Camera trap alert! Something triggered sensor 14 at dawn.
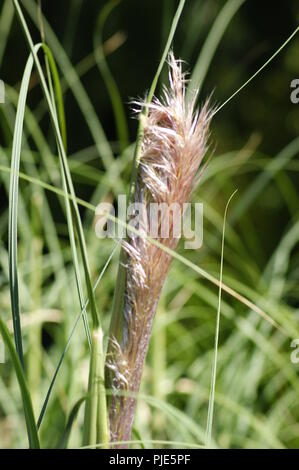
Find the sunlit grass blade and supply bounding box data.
[0,317,40,448]
[205,190,237,447]
[8,50,37,367]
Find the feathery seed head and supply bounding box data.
[109,53,212,443]
[139,52,211,204]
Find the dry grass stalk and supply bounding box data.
[108,53,211,446]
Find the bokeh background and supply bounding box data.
[0,0,299,448]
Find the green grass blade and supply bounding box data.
[12,0,100,331]
[59,397,86,448]
[187,0,244,102]
[23,0,114,171]
[8,50,36,366]
[41,40,92,347]
[0,317,40,448]
[42,43,67,151]
[205,190,237,447]
[214,24,299,115]
[146,0,186,107]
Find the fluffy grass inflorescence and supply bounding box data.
[108,53,212,445]
[2,0,299,450]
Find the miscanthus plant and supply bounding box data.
[107,54,211,445]
[1,0,299,450]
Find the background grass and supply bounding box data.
[0,0,299,448]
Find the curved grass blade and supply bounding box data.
[41,41,91,347]
[23,0,114,171]
[8,48,36,366]
[13,0,100,331]
[0,317,40,448]
[186,0,245,102]
[59,397,86,448]
[12,1,109,444]
[205,190,237,447]
[34,31,127,129]
[42,43,67,151]
[214,24,299,116]
[131,428,145,449]
[8,41,90,367]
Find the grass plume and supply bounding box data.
[108,53,212,445]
